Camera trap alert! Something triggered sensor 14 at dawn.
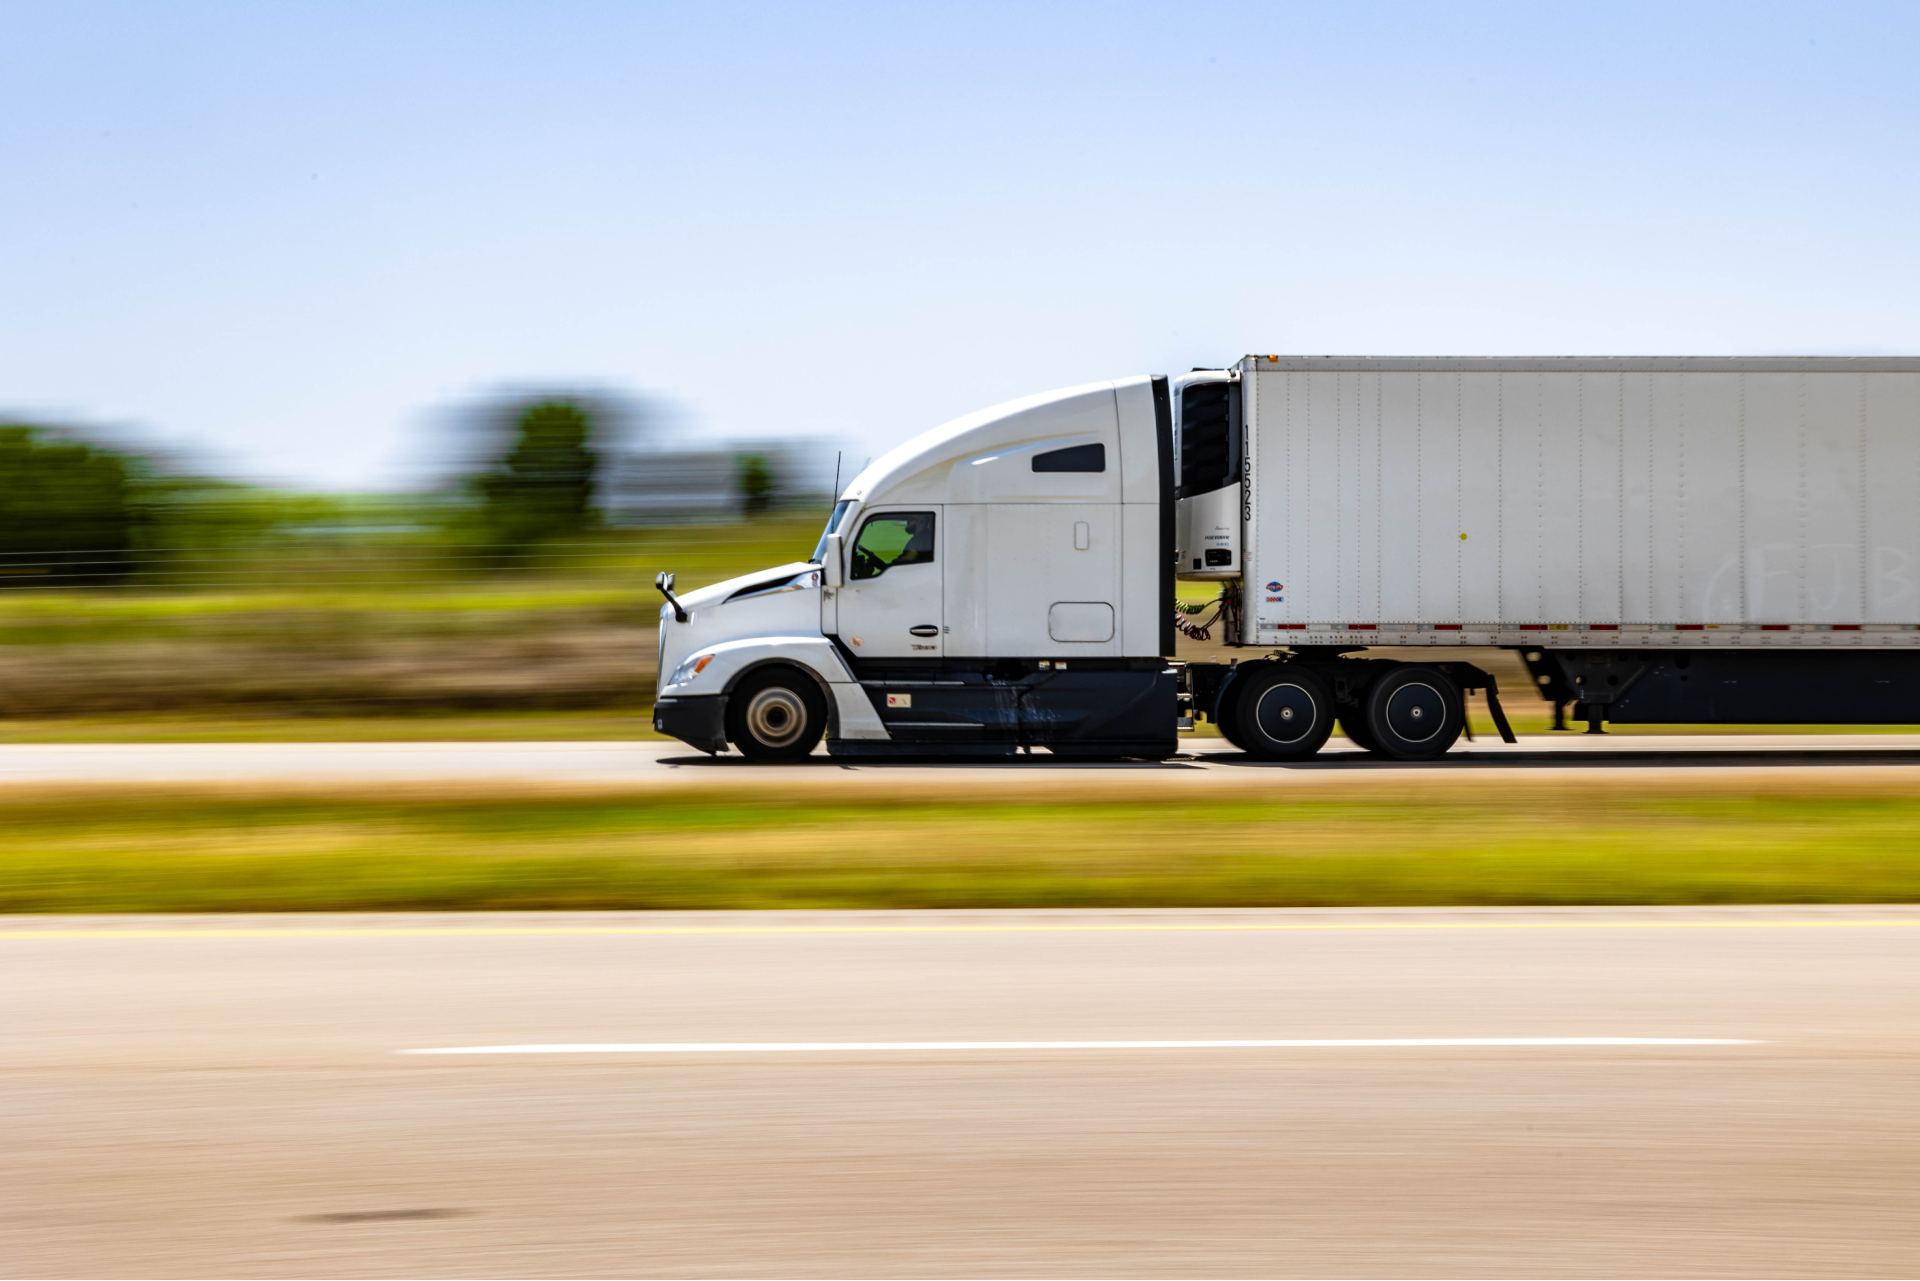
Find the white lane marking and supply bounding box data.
[400,1037,1757,1055]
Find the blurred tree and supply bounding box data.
[469,400,601,559]
[736,453,776,516]
[0,426,139,588]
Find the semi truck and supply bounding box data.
[652,356,1920,762]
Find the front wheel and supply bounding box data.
[726,668,828,762]
[1233,666,1335,760]
[1360,665,1463,761]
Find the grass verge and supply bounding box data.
[0,711,669,743]
[5,776,1920,912]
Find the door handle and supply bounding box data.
[909,625,939,637]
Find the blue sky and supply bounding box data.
[3,1,1916,489]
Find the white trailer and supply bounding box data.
[654,356,1920,762]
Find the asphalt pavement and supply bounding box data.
[7,906,1920,1277]
[3,733,1920,788]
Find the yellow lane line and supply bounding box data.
[3,919,1919,940]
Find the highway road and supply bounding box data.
[3,733,1920,788]
[7,907,1920,1277]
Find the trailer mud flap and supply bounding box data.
[1482,679,1518,744]
[1431,663,1519,744]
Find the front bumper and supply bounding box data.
[653,695,728,754]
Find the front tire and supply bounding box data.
[1361,665,1463,761]
[726,667,828,762]
[1233,666,1335,760]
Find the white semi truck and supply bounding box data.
[653,356,1920,762]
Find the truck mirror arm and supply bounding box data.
[654,571,689,623]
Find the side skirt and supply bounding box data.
[844,661,1178,753]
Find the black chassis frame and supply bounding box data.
[1183,649,1517,743]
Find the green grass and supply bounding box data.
[0,517,823,722]
[0,516,825,641]
[0,710,670,743]
[6,777,1920,912]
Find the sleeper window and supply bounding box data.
[1031,443,1105,472]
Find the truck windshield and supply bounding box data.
[809,501,854,564]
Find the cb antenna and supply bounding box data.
[831,450,842,508]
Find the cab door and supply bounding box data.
[833,507,943,658]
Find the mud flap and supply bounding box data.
[1482,679,1519,744]
[1430,663,1521,746]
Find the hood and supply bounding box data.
[675,561,819,611]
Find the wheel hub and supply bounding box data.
[744,687,807,748]
[1253,683,1316,744]
[1385,683,1443,743]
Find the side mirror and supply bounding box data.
[822,533,844,589]
[654,571,688,623]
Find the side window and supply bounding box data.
[850,512,935,581]
[1032,442,1105,473]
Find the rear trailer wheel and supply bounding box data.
[725,668,827,763]
[1361,665,1463,761]
[1233,666,1334,760]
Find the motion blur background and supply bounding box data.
[9,10,1920,1275]
[1,0,1916,732]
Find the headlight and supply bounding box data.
[669,653,715,686]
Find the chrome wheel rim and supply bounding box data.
[1253,682,1317,744]
[744,687,807,748]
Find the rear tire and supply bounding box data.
[1212,670,1249,750]
[726,667,828,763]
[1360,665,1463,761]
[1233,666,1335,760]
[1337,709,1380,754]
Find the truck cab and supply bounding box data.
[653,376,1179,760]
